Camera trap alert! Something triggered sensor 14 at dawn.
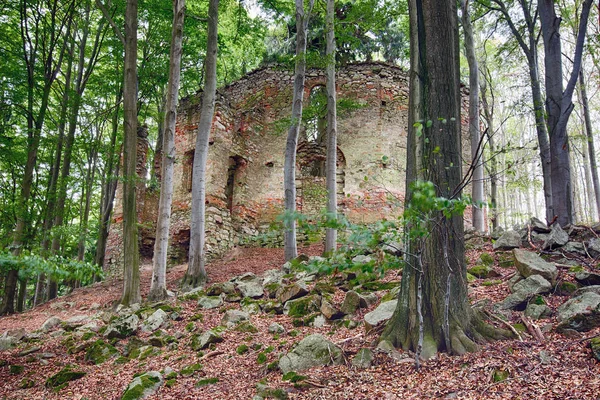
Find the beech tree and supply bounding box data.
[149,0,185,301]
[283,0,315,262]
[183,0,220,291]
[382,0,509,361]
[324,0,338,254]
[538,0,593,226]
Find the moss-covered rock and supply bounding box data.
[121,371,163,400]
[84,339,119,364]
[180,363,202,377]
[467,265,495,279]
[45,365,86,390]
[9,365,24,374]
[478,252,495,266]
[590,337,600,362]
[234,321,258,333]
[284,295,321,318]
[196,377,218,387]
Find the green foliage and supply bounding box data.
[257,352,268,364]
[236,344,249,355]
[196,377,219,387]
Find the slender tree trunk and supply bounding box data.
[578,70,600,221]
[460,0,484,232]
[283,0,315,261]
[382,0,510,361]
[183,0,219,291]
[149,0,185,301]
[538,0,592,226]
[78,141,99,261]
[479,69,498,231]
[120,0,141,306]
[324,0,337,254]
[16,278,27,312]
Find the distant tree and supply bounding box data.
[382,0,509,360]
[283,0,315,262]
[149,0,185,301]
[183,0,220,291]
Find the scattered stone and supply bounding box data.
[85,339,119,364]
[587,238,600,257]
[121,371,163,400]
[234,274,264,299]
[556,292,600,332]
[276,282,309,304]
[382,241,402,256]
[563,241,586,256]
[45,365,86,389]
[148,337,165,347]
[221,310,250,327]
[574,272,600,286]
[241,301,262,314]
[284,295,321,318]
[530,217,550,233]
[49,301,75,311]
[381,286,401,303]
[279,334,343,373]
[0,336,18,351]
[62,315,89,331]
[268,323,285,334]
[256,382,289,400]
[197,296,224,309]
[206,282,237,297]
[341,290,369,315]
[191,330,223,350]
[364,300,398,332]
[513,249,558,285]
[41,316,62,332]
[507,274,523,292]
[320,299,345,320]
[141,309,169,333]
[467,265,499,279]
[574,285,600,296]
[352,255,373,265]
[179,287,205,301]
[542,224,569,249]
[493,230,522,250]
[524,303,551,320]
[352,348,374,368]
[590,337,600,362]
[6,328,26,341]
[499,275,552,310]
[262,301,284,314]
[104,314,139,339]
[311,315,326,328]
[17,346,41,357]
[262,269,285,286]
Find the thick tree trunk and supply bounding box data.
[460,0,484,233]
[538,0,592,226]
[324,0,337,254]
[578,70,600,221]
[382,0,510,361]
[183,0,219,291]
[120,0,141,306]
[149,0,185,301]
[283,0,315,261]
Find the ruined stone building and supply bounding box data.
[105,62,467,268]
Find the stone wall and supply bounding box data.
[105,62,470,268]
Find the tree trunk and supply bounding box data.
[324,0,337,254]
[149,0,185,301]
[382,0,510,361]
[183,0,219,291]
[538,0,592,226]
[120,0,141,306]
[479,66,498,231]
[460,0,484,233]
[578,70,600,221]
[283,0,315,261]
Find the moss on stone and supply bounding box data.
[257,352,267,364]
[9,365,24,374]
[236,344,249,355]
[45,365,86,389]
[165,379,177,388]
[479,252,494,266]
[121,374,161,400]
[84,339,119,365]
[81,331,95,341]
[196,377,219,387]
[19,377,35,389]
[482,280,502,287]
[467,265,492,279]
[180,363,203,377]
[234,321,258,333]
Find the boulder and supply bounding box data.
[352,348,374,369]
[513,249,558,285]
[341,290,369,315]
[179,287,205,301]
[268,323,285,334]
[234,273,264,299]
[104,314,139,339]
[278,334,343,373]
[320,300,344,320]
[524,303,551,320]
[352,255,373,265]
[41,316,62,332]
[221,310,250,327]
[84,339,119,364]
[262,269,285,286]
[0,336,17,352]
[45,365,86,389]
[467,265,499,279]
[191,330,223,350]
[284,295,321,318]
[562,241,586,256]
[574,285,600,296]
[197,296,223,309]
[277,282,309,304]
[382,241,402,256]
[206,282,237,297]
[542,224,569,250]
[493,230,521,250]
[121,371,163,400]
[574,272,600,286]
[141,309,169,333]
[556,292,600,332]
[530,217,550,233]
[498,275,552,310]
[587,238,600,257]
[364,300,397,332]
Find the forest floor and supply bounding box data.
[0,242,599,399]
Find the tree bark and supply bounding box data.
[283,0,315,262]
[149,0,185,301]
[538,0,592,226]
[120,0,141,306]
[324,0,337,254]
[479,63,498,231]
[460,0,484,233]
[382,0,510,360]
[183,0,219,291]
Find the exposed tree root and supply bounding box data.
[180,273,206,293]
[147,287,168,302]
